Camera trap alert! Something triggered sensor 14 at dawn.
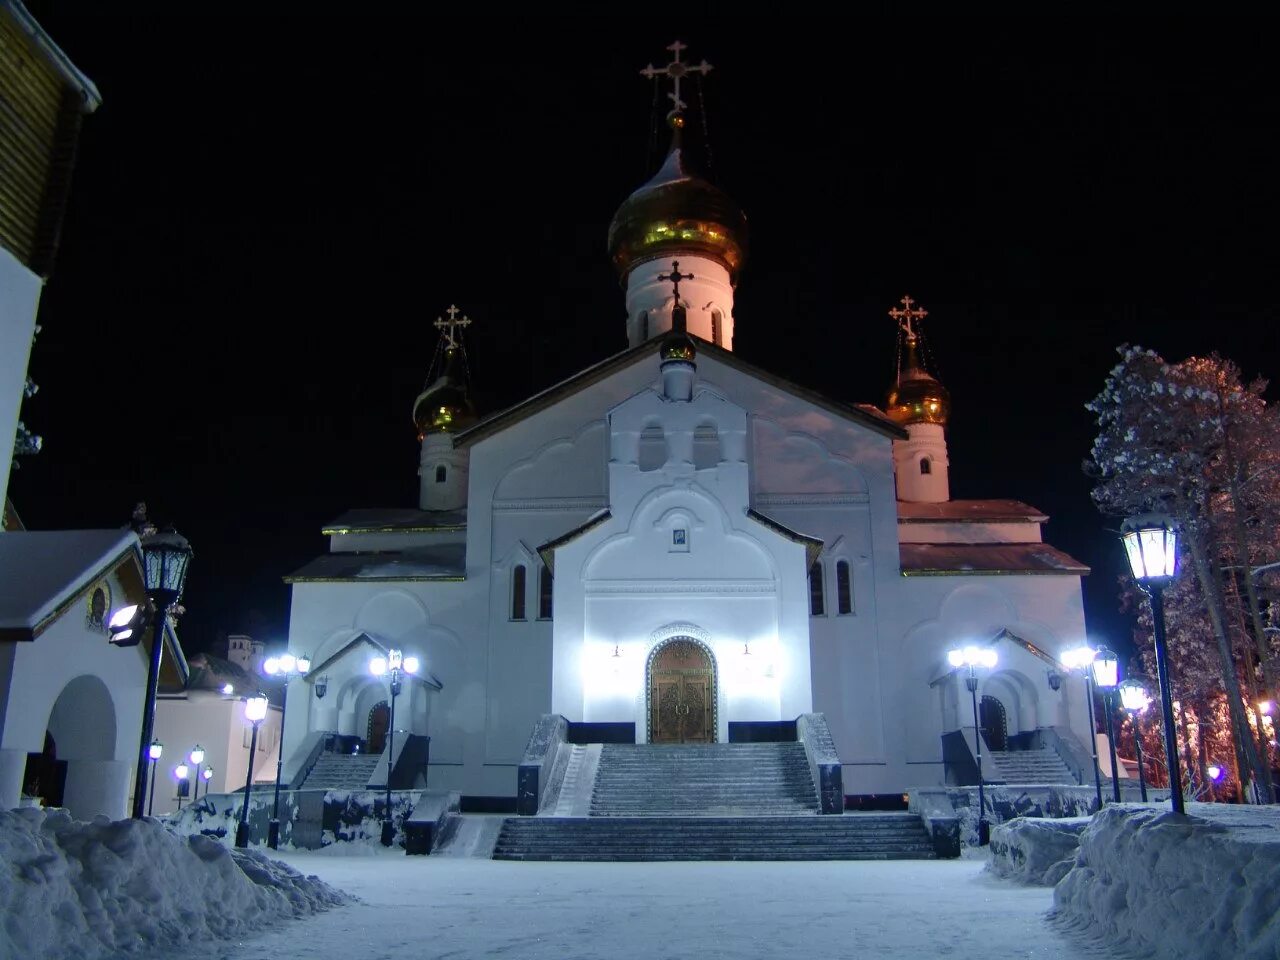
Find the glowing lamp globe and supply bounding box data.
[1206,764,1223,782]
[140,526,193,608]
[1118,679,1150,713]
[388,649,403,671]
[175,763,189,780]
[202,767,214,782]
[369,656,388,677]
[1061,646,1096,671]
[402,656,420,675]
[148,739,164,761]
[296,655,311,674]
[189,745,205,766]
[244,693,269,723]
[263,657,280,676]
[1121,514,1178,587]
[278,653,296,674]
[1091,646,1120,689]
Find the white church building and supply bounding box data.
[280,45,1095,807]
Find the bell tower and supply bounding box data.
[413,305,477,512]
[884,296,951,503]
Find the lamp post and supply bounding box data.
[947,645,998,845]
[262,651,311,849]
[1062,645,1104,809]
[236,693,270,848]
[146,740,163,816]
[1121,514,1185,814]
[1091,646,1122,803]
[174,763,189,811]
[116,524,193,820]
[369,649,419,847]
[1118,679,1151,802]
[201,766,214,798]
[188,745,205,806]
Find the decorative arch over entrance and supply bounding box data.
[646,637,718,743]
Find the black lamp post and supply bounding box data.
[236,693,270,848]
[188,744,204,806]
[1092,646,1122,804]
[262,652,311,849]
[174,763,188,811]
[116,524,192,820]
[1118,678,1151,802]
[146,739,163,816]
[948,645,998,846]
[369,648,419,847]
[1062,646,1105,809]
[1121,514,1185,815]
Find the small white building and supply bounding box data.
[279,56,1095,805]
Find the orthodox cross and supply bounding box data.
[658,260,694,302]
[434,304,471,349]
[640,40,712,115]
[888,295,928,340]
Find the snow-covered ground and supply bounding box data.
[0,808,346,960]
[158,849,1114,960]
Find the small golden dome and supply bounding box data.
[607,141,748,282]
[885,336,950,426]
[412,346,477,440]
[660,330,697,362]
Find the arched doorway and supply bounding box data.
[647,638,716,743]
[37,675,121,819]
[367,701,390,754]
[23,731,66,807]
[980,695,1008,751]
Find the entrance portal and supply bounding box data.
[648,639,715,743]
[367,701,390,754]
[980,695,1008,751]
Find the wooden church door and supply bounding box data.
[367,701,390,754]
[649,639,714,743]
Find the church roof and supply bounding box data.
[745,509,823,570]
[320,508,466,535]
[899,542,1088,576]
[455,336,907,448]
[284,542,465,583]
[306,632,443,690]
[896,500,1049,524]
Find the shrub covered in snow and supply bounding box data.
[0,807,348,960]
[987,816,1088,885]
[1053,803,1280,960]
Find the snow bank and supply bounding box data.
[1053,803,1280,960]
[988,816,1088,885]
[0,807,348,960]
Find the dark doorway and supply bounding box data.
[367,701,390,754]
[24,731,67,807]
[980,696,1008,751]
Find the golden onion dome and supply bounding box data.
[607,125,748,282]
[412,346,477,440]
[659,329,697,362]
[885,337,950,426]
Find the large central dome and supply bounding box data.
[606,135,748,282]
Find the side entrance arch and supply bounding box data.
[980,695,1008,751]
[367,701,390,754]
[647,638,716,743]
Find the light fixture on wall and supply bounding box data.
[1046,670,1062,692]
[315,675,329,699]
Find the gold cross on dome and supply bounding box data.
[434,304,472,349]
[640,40,712,115]
[658,260,694,301]
[888,295,928,340]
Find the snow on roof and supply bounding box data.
[321,508,467,535]
[896,499,1049,523]
[0,528,140,638]
[284,543,466,583]
[900,542,1089,576]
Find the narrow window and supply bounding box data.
[836,560,853,615]
[638,425,666,472]
[920,458,932,475]
[538,565,553,620]
[435,464,447,483]
[809,562,825,617]
[711,309,722,346]
[640,311,649,341]
[511,564,527,620]
[692,423,720,469]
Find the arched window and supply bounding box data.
[920,458,932,475]
[638,424,667,472]
[692,423,720,470]
[809,562,825,617]
[711,309,722,346]
[435,464,447,483]
[538,565,553,620]
[836,560,853,615]
[511,564,527,621]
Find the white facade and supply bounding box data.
[0,246,42,508]
[282,337,1094,799]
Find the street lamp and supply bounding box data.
[174,763,189,811]
[1062,645,1104,810]
[146,739,163,816]
[262,651,311,849]
[369,649,419,847]
[947,645,998,845]
[1091,646,1122,803]
[128,524,193,820]
[1118,678,1152,802]
[235,693,270,848]
[201,766,214,797]
[1121,514,1185,814]
[188,745,205,805]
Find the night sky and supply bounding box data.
[11,11,1280,662]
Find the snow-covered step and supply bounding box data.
[984,749,1076,785]
[299,753,381,790]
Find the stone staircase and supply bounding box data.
[493,814,937,861]
[590,742,817,817]
[299,753,380,791]
[985,748,1076,785]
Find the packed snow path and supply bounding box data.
[182,854,1116,960]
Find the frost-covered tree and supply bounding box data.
[1086,346,1276,801]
